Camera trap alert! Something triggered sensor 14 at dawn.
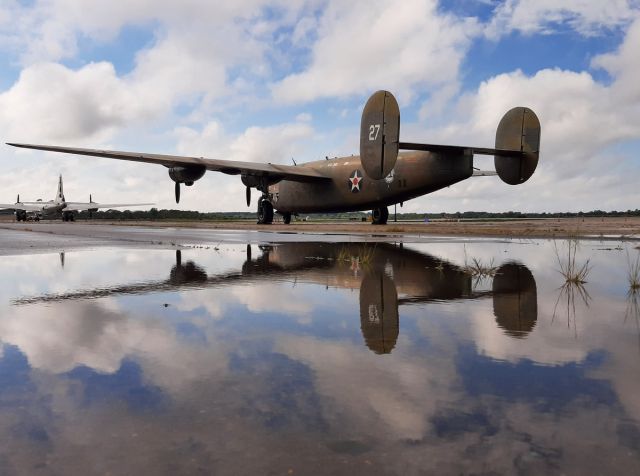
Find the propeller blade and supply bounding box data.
[175,182,181,203]
[176,249,182,267]
[90,194,93,203]
[16,194,19,204]
[246,244,252,261]
[246,186,251,207]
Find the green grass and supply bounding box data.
[334,244,377,266]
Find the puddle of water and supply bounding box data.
[1,239,639,474]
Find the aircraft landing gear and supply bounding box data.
[62,211,75,222]
[257,198,274,224]
[371,206,389,225]
[282,212,291,225]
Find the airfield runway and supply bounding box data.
[0,216,639,255]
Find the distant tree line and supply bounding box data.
[3,208,640,220]
[74,208,640,221]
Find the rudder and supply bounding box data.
[494,107,541,185]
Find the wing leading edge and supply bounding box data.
[7,143,331,183]
[64,202,155,212]
[0,203,44,211]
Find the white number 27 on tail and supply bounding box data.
[368,124,380,141]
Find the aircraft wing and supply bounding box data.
[7,143,332,183]
[64,202,155,212]
[0,203,43,211]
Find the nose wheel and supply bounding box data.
[257,198,274,224]
[371,206,388,225]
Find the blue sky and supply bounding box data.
[0,0,639,213]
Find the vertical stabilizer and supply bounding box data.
[56,175,65,203]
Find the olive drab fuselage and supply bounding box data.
[269,150,472,214]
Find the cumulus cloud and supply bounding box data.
[0,0,315,144]
[400,16,640,213]
[0,62,159,143]
[486,0,639,37]
[175,117,315,165]
[271,0,479,103]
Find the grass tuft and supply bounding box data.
[461,246,498,278]
[554,238,591,284]
[627,250,640,290]
[335,244,377,266]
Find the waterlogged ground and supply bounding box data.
[1,238,640,474]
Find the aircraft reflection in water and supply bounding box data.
[251,243,538,353]
[15,243,537,354]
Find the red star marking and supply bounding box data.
[349,171,362,192]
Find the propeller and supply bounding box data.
[175,182,181,203]
[246,186,251,207]
[16,194,19,204]
[89,194,93,219]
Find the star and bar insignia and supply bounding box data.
[349,170,363,193]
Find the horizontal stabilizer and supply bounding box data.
[472,170,498,177]
[398,142,527,158]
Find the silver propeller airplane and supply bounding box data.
[0,175,153,222]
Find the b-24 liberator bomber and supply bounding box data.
[0,175,153,222]
[7,90,541,224]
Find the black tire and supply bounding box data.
[282,213,291,225]
[372,206,389,225]
[257,199,274,224]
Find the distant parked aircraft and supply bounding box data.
[0,175,153,222]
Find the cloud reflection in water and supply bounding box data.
[0,241,639,473]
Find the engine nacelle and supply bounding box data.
[241,175,260,188]
[168,165,206,185]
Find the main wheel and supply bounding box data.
[282,213,291,225]
[257,199,274,224]
[372,206,389,225]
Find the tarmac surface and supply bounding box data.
[0,222,483,255]
[1,217,638,255]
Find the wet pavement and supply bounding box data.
[1,227,639,474]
